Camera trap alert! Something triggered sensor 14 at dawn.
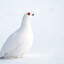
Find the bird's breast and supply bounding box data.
[15,27,33,54]
[18,26,33,45]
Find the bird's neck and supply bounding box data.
[20,19,31,30]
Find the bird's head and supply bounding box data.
[22,12,34,21]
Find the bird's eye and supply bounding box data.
[27,12,30,15]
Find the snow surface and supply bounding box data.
[0,53,64,64]
[0,0,64,64]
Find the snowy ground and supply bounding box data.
[0,0,64,64]
[0,53,64,64]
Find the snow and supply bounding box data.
[0,53,64,64]
[0,0,64,64]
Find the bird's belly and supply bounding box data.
[11,32,33,57]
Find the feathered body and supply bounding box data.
[0,13,34,59]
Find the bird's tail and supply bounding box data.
[0,51,4,59]
[0,56,4,59]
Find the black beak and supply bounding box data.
[32,14,34,16]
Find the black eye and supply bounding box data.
[27,12,30,15]
[32,14,34,16]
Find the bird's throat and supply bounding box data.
[20,20,31,31]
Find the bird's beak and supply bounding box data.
[32,14,34,16]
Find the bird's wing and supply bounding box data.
[1,32,19,55]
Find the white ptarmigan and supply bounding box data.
[0,12,34,59]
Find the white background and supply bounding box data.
[0,0,64,64]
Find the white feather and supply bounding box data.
[0,13,33,58]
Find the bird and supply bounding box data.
[0,12,34,59]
